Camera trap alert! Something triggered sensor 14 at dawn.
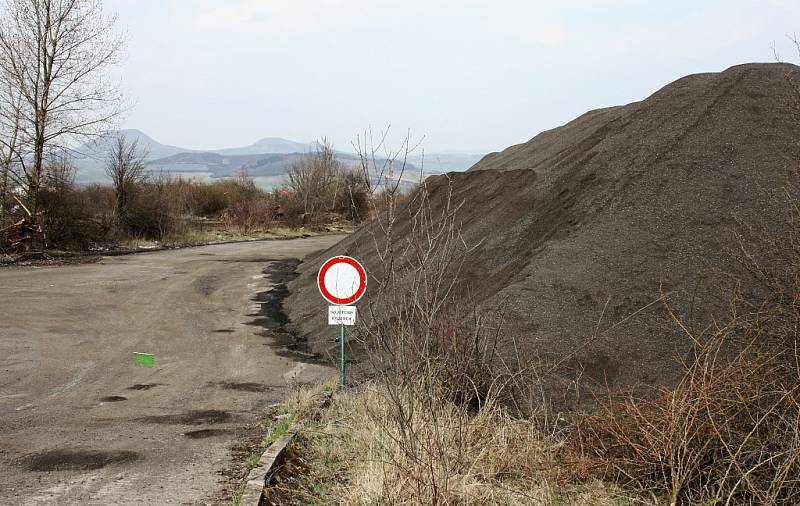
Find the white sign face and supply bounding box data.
[329,305,357,326]
[318,256,367,306]
[323,263,361,300]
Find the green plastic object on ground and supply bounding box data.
[133,352,155,368]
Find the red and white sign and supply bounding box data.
[317,256,367,306]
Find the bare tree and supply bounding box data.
[104,134,147,226]
[0,82,22,229]
[351,127,425,281]
[287,138,341,215]
[0,0,123,242]
[352,126,423,196]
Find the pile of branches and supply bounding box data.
[0,195,42,253]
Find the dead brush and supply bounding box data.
[310,381,562,505]
[568,177,800,505]
[280,380,639,505]
[357,170,516,404]
[375,302,518,408]
[572,297,800,505]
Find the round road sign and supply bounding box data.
[317,256,367,305]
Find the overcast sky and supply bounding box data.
[106,0,800,153]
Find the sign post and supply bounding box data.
[318,256,367,389]
[339,323,345,389]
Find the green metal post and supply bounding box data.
[339,323,346,389]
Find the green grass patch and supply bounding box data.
[262,416,294,446]
[227,488,243,506]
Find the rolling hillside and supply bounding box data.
[71,131,481,187]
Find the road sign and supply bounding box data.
[318,256,367,390]
[318,256,367,306]
[329,305,357,326]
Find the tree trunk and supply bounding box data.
[0,160,7,228]
[116,184,126,226]
[28,128,45,249]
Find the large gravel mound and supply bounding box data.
[286,63,800,390]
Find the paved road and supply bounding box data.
[0,237,342,505]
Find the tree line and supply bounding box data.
[0,0,121,250]
[0,0,390,254]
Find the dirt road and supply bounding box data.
[0,236,343,505]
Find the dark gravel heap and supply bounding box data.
[286,63,800,391]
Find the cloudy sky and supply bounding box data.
[107,0,799,153]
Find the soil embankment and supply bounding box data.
[286,63,800,390]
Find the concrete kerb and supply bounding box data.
[240,422,302,506]
[240,390,333,505]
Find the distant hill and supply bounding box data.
[71,129,195,166]
[72,131,313,163]
[70,129,484,187]
[214,137,314,156]
[148,150,429,191]
[149,152,312,178]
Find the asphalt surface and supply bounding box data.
[0,236,343,505]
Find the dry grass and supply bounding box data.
[272,382,639,505]
[570,298,800,506]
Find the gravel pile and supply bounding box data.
[287,63,800,392]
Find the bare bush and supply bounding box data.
[191,181,234,218]
[286,138,375,224]
[124,175,193,242]
[327,131,553,503]
[357,176,520,405]
[573,306,800,505]
[105,135,148,228]
[352,126,421,195]
[39,161,114,249]
[221,170,276,233]
[572,185,800,505]
[339,170,370,221]
[287,138,341,217]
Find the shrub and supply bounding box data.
[225,193,275,233]
[40,184,115,249]
[333,170,370,222]
[37,162,116,249]
[123,175,191,242]
[571,191,800,505]
[191,181,232,217]
[572,309,800,505]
